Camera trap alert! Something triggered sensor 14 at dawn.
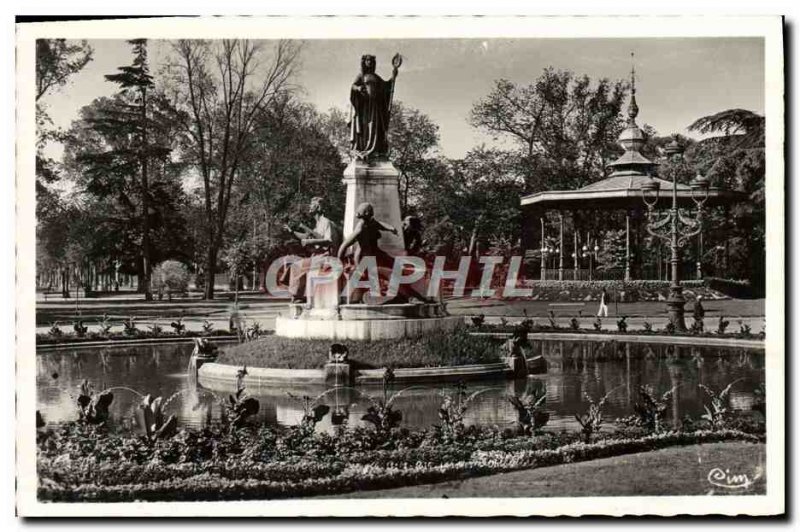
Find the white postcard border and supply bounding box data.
[15,15,785,517]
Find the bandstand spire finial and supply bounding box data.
[627,51,639,122]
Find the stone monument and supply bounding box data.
[274,53,462,340]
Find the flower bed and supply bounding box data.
[38,423,763,502]
[217,326,505,369]
[37,373,766,502]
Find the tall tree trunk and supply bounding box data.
[203,246,217,300]
[141,85,153,301]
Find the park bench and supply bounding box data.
[547,302,586,316]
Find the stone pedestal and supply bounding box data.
[305,276,341,320]
[275,302,463,341]
[343,159,406,255]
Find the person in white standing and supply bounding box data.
[597,287,609,317]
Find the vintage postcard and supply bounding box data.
[15,15,784,517]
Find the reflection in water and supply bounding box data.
[36,340,765,434]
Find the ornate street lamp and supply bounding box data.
[640,136,710,330]
[580,239,600,281]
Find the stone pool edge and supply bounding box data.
[198,354,548,389]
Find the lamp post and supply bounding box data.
[541,243,555,279]
[581,236,600,281]
[640,136,710,331]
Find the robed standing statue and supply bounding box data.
[349,53,402,161]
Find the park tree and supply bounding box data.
[35,39,94,284]
[166,39,301,299]
[151,260,191,300]
[36,39,94,101]
[469,68,627,193]
[102,38,158,299]
[415,147,524,259]
[687,109,766,288]
[388,101,441,213]
[62,39,188,298]
[228,96,346,288]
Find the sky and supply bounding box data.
[40,37,764,160]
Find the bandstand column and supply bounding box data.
[558,212,564,281]
[573,226,579,281]
[540,216,546,281]
[625,212,631,281]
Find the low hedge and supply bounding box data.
[38,426,763,502]
[217,325,505,369]
[513,279,724,302]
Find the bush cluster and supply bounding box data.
[515,279,717,302]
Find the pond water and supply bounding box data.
[36,339,764,434]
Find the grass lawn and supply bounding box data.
[217,326,505,369]
[320,441,766,498]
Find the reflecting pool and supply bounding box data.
[36,339,764,434]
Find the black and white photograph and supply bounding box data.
[13,15,785,517]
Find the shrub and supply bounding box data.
[361,369,403,437]
[48,323,63,338]
[569,317,580,331]
[73,320,88,337]
[716,316,730,335]
[618,385,676,433]
[123,317,138,337]
[738,321,753,339]
[592,318,602,331]
[149,323,164,337]
[244,322,263,342]
[151,260,191,300]
[699,380,740,430]
[643,321,653,333]
[137,395,178,442]
[575,387,619,443]
[170,317,186,336]
[507,387,549,436]
[663,321,676,335]
[616,316,628,333]
[437,382,470,442]
[98,314,113,335]
[224,385,260,432]
[76,380,113,425]
[470,314,485,327]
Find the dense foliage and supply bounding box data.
[217,326,505,369]
[38,416,763,502]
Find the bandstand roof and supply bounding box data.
[520,174,746,211]
[521,60,747,214]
